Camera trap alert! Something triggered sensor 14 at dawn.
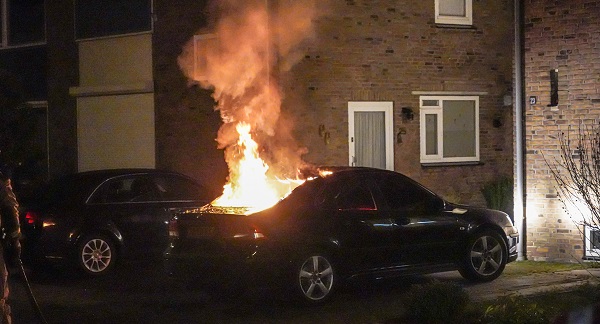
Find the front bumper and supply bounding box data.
[507,233,519,263]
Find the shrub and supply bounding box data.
[482,295,550,324]
[481,176,514,218]
[404,281,470,323]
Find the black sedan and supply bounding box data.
[20,169,214,276]
[164,167,519,303]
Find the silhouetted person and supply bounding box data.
[0,166,21,324]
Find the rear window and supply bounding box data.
[153,175,212,202]
[26,176,92,207]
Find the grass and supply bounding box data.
[503,260,600,276]
[395,261,600,323]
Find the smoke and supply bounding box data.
[178,0,320,178]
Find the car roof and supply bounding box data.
[25,168,196,207]
[316,166,399,177]
[312,166,440,197]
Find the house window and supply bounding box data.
[0,0,46,47]
[419,96,479,164]
[435,0,472,26]
[193,34,219,82]
[75,0,152,40]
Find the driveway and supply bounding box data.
[7,262,600,324]
[428,268,600,301]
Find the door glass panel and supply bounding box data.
[317,178,376,211]
[378,174,432,211]
[425,114,438,155]
[422,100,439,107]
[355,112,385,169]
[443,100,475,158]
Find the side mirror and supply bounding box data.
[427,197,445,213]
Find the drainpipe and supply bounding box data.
[514,0,527,261]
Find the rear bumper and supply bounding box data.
[164,253,246,287]
[163,245,287,289]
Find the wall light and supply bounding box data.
[401,107,414,120]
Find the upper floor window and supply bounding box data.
[435,0,472,26]
[1,0,46,48]
[419,96,479,164]
[75,0,152,40]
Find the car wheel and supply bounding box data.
[459,230,507,282]
[77,235,116,276]
[295,254,336,304]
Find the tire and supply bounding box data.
[77,234,117,276]
[459,230,507,282]
[294,254,336,304]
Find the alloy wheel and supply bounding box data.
[80,237,113,274]
[298,255,334,301]
[469,234,503,276]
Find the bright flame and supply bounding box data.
[178,1,325,214]
[212,122,304,213]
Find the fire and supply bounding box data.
[177,0,323,214]
[211,122,304,213]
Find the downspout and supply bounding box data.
[514,0,527,260]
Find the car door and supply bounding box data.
[374,173,464,266]
[91,173,212,259]
[91,175,164,258]
[316,174,397,274]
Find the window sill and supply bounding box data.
[435,24,476,30]
[421,161,483,168]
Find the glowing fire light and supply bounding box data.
[178,0,322,214]
[212,122,304,213]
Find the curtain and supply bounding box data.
[355,112,386,169]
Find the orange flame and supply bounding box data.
[212,122,304,213]
[177,1,324,214]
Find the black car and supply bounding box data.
[164,167,519,303]
[20,169,214,276]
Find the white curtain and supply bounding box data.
[355,112,386,169]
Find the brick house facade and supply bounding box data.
[14,1,593,260]
[155,0,515,209]
[523,0,600,261]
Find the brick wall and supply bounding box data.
[524,0,600,261]
[153,0,514,206]
[153,0,229,194]
[284,0,514,206]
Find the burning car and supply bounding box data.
[164,166,518,304]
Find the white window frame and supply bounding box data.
[192,33,218,83]
[419,95,479,164]
[435,0,473,26]
[585,225,600,259]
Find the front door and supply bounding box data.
[348,101,394,170]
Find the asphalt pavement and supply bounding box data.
[6,264,600,324]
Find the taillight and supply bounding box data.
[232,225,266,240]
[252,225,265,239]
[24,211,40,225]
[168,217,179,238]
